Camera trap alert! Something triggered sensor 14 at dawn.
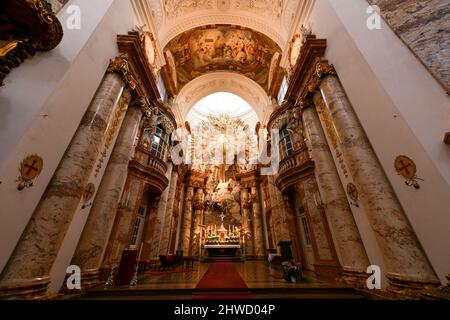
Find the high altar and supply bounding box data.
[204,214,241,259]
[199,176,246,260]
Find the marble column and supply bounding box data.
[282,195,301,262]
[158,169,179,255]
[267,176,290,243]
[251,186,265,258]
[316,64,439,295]
[0,70,127,298]
[191,189,204,257]
[70,99,144,287]
[303,96,370,287]
[259,180,272,249]
[174,183,186,252]
[295,177,341,279]
[102,177,144,270]
[140,199,159,260]
[148,163,173,259]
[240,188,254,257]
[181,186,195,255]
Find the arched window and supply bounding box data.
[150,124,169,160]
[279,125,293,159]
[277,76,289,105]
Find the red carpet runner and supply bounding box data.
[193,263,249,300]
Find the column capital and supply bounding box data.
[298,97,315,111]
[130,95,156,118]
[306,61,337,94]
[315,61,337,79]
[107,53,138,91]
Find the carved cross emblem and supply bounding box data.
[20,155,43,181]
[395,155,416,180]
[347,183,359,202]
[83,183,96,202]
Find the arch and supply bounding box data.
[174,72,273,124]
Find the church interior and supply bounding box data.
[0,0,449,302]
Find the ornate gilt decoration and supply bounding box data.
[81,182,96,210]
[306,61,337,94]
[17,154,43,191]
[131,96,155,118]
[298,97,314,111]
[315,95,349,179]
[94,95,129,178]
[394,155,423,189]
[107,54,138,91]
[315,61,336,79]
[346,183,359,208]
[83,183,96,202]
[0,0,64,86]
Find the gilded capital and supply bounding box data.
[107,54,138,91]
[306,74,320,93]
[305,62,336,93]
[298,98,314,111]
[315,61,336,79]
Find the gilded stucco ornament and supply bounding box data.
[346,183,360,208]
[81,182,96,210]
[306,62,336,93]
[107,54,138,91]
[298,98,314,111]
[0,0,63,86]
[131,96,155,118]
[315,61,336,79]
[394,155,423,189]
[17,155,44,191]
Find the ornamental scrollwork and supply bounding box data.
[306,61,336,93]
[0,0,64,86]
[107,54,138,91]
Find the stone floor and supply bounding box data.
[80,261,365,300]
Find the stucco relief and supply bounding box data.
[163,0,285,20]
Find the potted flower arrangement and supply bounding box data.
[282,261,302,283]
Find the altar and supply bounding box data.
[204,244,240,258]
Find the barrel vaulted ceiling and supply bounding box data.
[131,0,314,116]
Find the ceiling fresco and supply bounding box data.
[164,25,282,94]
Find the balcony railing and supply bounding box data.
[276,148,314,193]
[129,146,169,194]
[134,146,167,176]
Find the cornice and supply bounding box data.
[284,35,327,102]
[116,32,161,101]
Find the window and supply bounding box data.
[279,125,294,159]
[299,206,312,245]
[130,206,146,248]
[157,75,168,102]
[150,124,169,160]
[277,76,288,105]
